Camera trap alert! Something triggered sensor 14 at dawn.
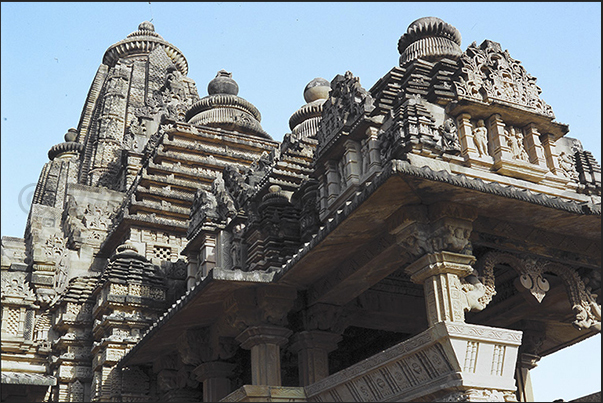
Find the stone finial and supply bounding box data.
[48,129,84,160]
[288,78,330,135]
[207,70,239,96]
[397,16,462,65]
[303,77,330,103]
[64,128,78,142]
[138,21,155,32]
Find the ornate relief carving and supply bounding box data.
[1,271,36,300]
[557,150,579,180]
[475,251,601,330]
[504,126,529,162]
[316,71,375,158]
[439,117,461,154]
[522,260,550,302]
[379,95,439,162]
[305,331,459,402]
[213,173,237,220]
[177,326,237,366]
[302,303,353,335]
[222,165,255,210]
[441,388,517,402]
[44,233,66,259]
[459,274,488,312]
[454,40,554,117]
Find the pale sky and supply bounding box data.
[1,2,600,401]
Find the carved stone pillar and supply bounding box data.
[235,325,292,386]
[405,251,476,326]
[364,126,382,175]
[522,124,547,168]
[540,133,562,175]
[193,361,236,402]
[515,320,545,402]
[289,330,342,386]
[488,113,514,164]
[342,139,361,187]
[185,255,199,290]
[324,159,341,204]
[125,153,143,189]
[515,353,540,402]
[154,352,187,402]
[456,113,477,157]
[198,233,217,279]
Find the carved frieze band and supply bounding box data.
[305,321,521,402]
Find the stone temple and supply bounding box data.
[1,17,601,402]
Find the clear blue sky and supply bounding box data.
[1,2,600,401]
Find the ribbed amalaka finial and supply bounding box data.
[398,16,462,65]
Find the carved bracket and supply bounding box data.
[475,251,601,331]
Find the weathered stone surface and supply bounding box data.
[2,16,600,403]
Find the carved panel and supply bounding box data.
[1,271,36,300]
[316,71,375,159]
[454,40,554,117]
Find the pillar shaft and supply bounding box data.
[515,353,540,402]
[456,113,477,156]
[193,361,236,402]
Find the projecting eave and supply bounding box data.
[117,268,275,368]
[275,159,601,291]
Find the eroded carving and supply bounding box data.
[439,117,461,154]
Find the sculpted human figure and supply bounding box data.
[472,119,489,157]
[505,126,529,161]
[515,129,529,161]
[440,117,461,153]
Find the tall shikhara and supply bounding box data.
[2,17,600,403]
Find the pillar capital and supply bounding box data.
[289,330,342,354]
[235,325,292,386]
[192,361,237,383]
[405,252,480,326]
[405,251,475,284]
[519,352,540,371]
[236,325,292,350]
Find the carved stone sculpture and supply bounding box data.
[472,119,489,157]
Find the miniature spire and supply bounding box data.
[288,77,330,136]
[186,70,270,139]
